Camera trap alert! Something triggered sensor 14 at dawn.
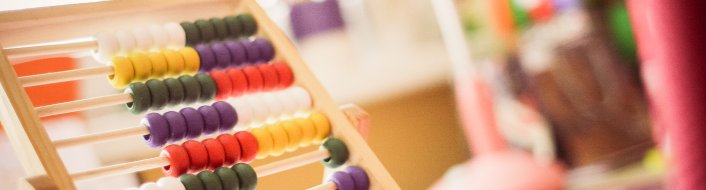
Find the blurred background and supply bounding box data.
[0,0,688,189]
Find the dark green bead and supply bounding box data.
[180,174,205,190]
[195,19,215,43]
[210,17,229,40]
[180,21,201,46]
[145,79,169,110]
[216,167,240,190]
[179,75,201,104]
[224,15,242,38]
[165,78,185,106]
[194,73,216,102]
[321,137,349,168]
[238,14,257,36]
[125,82,151,114]
[197,171,223,190]
[232,163,257,190]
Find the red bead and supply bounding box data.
[257,64,279,91]
[227,68,248,97]
[217,134,241,165]
[209,70,233,100]
[235,131,259,163]
[272,61,294,89]
[182,140,208,172]
[242,66,263,92]
[203,138,226,170]
[160,144,190,177]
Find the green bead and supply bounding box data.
[210,17,229,40]
[145,79,169,110]
[321,137,349,168]
[197,171,223,190]
[216,167,240,190]
[179,75,201,104]
[195,73,216,102]
[180,174,205,190]
[224,15,243,38]
[125,82,151,114]
[238,14,257,36]
[165,78,185,106]
[232,163,257,190]
[195,19,215,43]
[180,21,201,46]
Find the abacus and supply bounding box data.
[0,0,399,189]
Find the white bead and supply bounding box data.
[149,25,170,50]
[232,98,254,127]
[289,87,312,111]
[139,182,163,190]
[156,177,185,190]
[115,30,136,54]
[245,95,270,122]
[164,22,186,49]
[262,92,284,117]
[276,89,298,114]
[132,27,153,51]
[93,32,119,64]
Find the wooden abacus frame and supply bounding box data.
[0,0,399,189]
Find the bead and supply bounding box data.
[147,52,168,78]
[180,107,205,139]
[242,40,261,64]
[128,52,153,81]
[178,75,201,104]
[115,30,136,54]
[164,22,186,48]
[164,111,188,142]
[267,124,289,156]
[245,96,269,121]
[180,47,201,73]
[253,38,274,62]
[210,18,229,40]
[276,89,298,114]
[257,64,279,91]
[156,177,186,190]
[94,32,119,64]
[211,43,232,69]
[224,40,247,66]
[281,120,302,152]
[142,113,170,147]
[215,167,239,190]
[145,79,169,110]
[108,56,135,88]
[160,145,190,177]
[226,68,248,97]
[232,98,253,126]
[198,105,221,135]
[321,138,349,168]
[132,27,153,51]
[290,87,312,112]
[203,138,226,170]
[238,14,257,36]
[139,182,161,190]
[165,78,185,106]
[148,25,170,49]
[345,166,370,190]
[251,127,273,159]
[224,15,243,38]
[261,93,283,116]
[235,131,259,163]
[217,134,241,165]
[213,101,238,131]
[233,163,257,190]
[163,50,186,76]
[198,171,223,190]
[195,19,215,43]
[242,66,263,92]
[294,118,316,147]
[210,70,233,100]
[182,140,208,172]
[180,21,201,46]
[195,73,217,102]
[310,113,331,144]
[272,61,294,89]
[125,82,152,114]
[179,174,204,190]
[195,44,216,72]
[330,171,355,190]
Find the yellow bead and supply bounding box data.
[163,49,185,76]
[108,56,134,89]
[251,127,273,159]
[179,47,200,73]
[147,52,168,78]
[128,52,152,81]
[281,120,302,152]
[295,118,316,147]
[310,112,331,144]
[266,123,289,157]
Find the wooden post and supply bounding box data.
[0,45,74,189]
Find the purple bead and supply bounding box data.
[212,101,238,131]
[345,166,370,190]
[198,105,221,135]
[290,0,344,40]
[211,43,232,69]
[225,40,247,66]
[180,107,204,139]
[195,44,216,71]
[242,40,260,64]
[164,111,187,142]
[253,38,274,62]
[142,113,170,148]
[330,171,355,190]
